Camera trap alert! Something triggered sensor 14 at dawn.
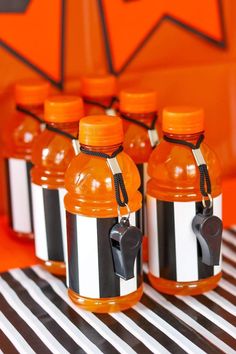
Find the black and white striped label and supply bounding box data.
[147,194,222,282]
[66,211,142,298]
[5,158,33,234]
[137,163,148,236]
[31,183,67,264]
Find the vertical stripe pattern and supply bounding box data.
[213,195,223,275]
[4,159,13,228]
[175,200,198,281]
[157,200,177,280]
[97,217,121,298]
[66,211,142,298]
[32,183,67,262]
[196,201,215,279]
[147,195,159,277]
[147,194,222,282]
[59,189,68,275]
[137,163,148,236]
[5,158,33,233]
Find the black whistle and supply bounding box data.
[192,207,223,266]
[110,217,143,280]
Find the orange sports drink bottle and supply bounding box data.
[3,78,50,240]
[64,115,143,312]
[31,96,84,275]
[119,89,160,262]
[81,75,117,115]
[147,107,222,295]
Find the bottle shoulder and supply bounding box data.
[149,140,221,169]
[123,122,162,163]
[31,130,75,163]
[3,111,41,158]
[31,131,75,187]
[65,151,140,182]
[64,151,142,216]
[147,140,222,201]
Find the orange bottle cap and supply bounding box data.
[119,89,158,113]
[81,75,117,97]
[44,96,84,123]
[79,115,124,146]
[15,78,50,106]
[162,106,204,134]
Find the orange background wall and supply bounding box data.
[1,0,236,214]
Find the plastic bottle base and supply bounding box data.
[148,272,222,296]
[68,285,143,313]
[11,229,34,241]
[39,259,66,276]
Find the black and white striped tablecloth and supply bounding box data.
[0,229,235,354]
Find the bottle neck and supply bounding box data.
[17,103,44,114]
[121,111,156,124]
[46,121,79,136]
[83,95,114,106]
[164,131,204,144]
[80,142,122,155]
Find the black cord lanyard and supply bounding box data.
[163,134,212,200]
[119,111,159,147]
[16,105,77,141]
[80,145,128,207]
[83,96,118,111]
[119,111,158,131]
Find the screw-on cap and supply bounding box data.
[162,106,204,134]
[120,89,158,113]
[79,115,124,146]
[15,78,50,106]
[44,95,84,123]
[81,75,117,97]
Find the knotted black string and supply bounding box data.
[163,134,211,197]
[80,145,128,207]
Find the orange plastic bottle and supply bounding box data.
[120,89,160,262]
[64,115,143,312]
[147,107,222,295]
[81,75,117,115]
[31,96,84,276]
[3,79,50,240]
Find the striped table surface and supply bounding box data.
[0,230,235,354]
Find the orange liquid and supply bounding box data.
[122,112,161,262]
[83,95,116,115]
[31,121,78,275]
[64,143,143,312]
[147,132,222,295]
[3,104,43,240]
[68,286,143,313]
[40,260,66,276]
